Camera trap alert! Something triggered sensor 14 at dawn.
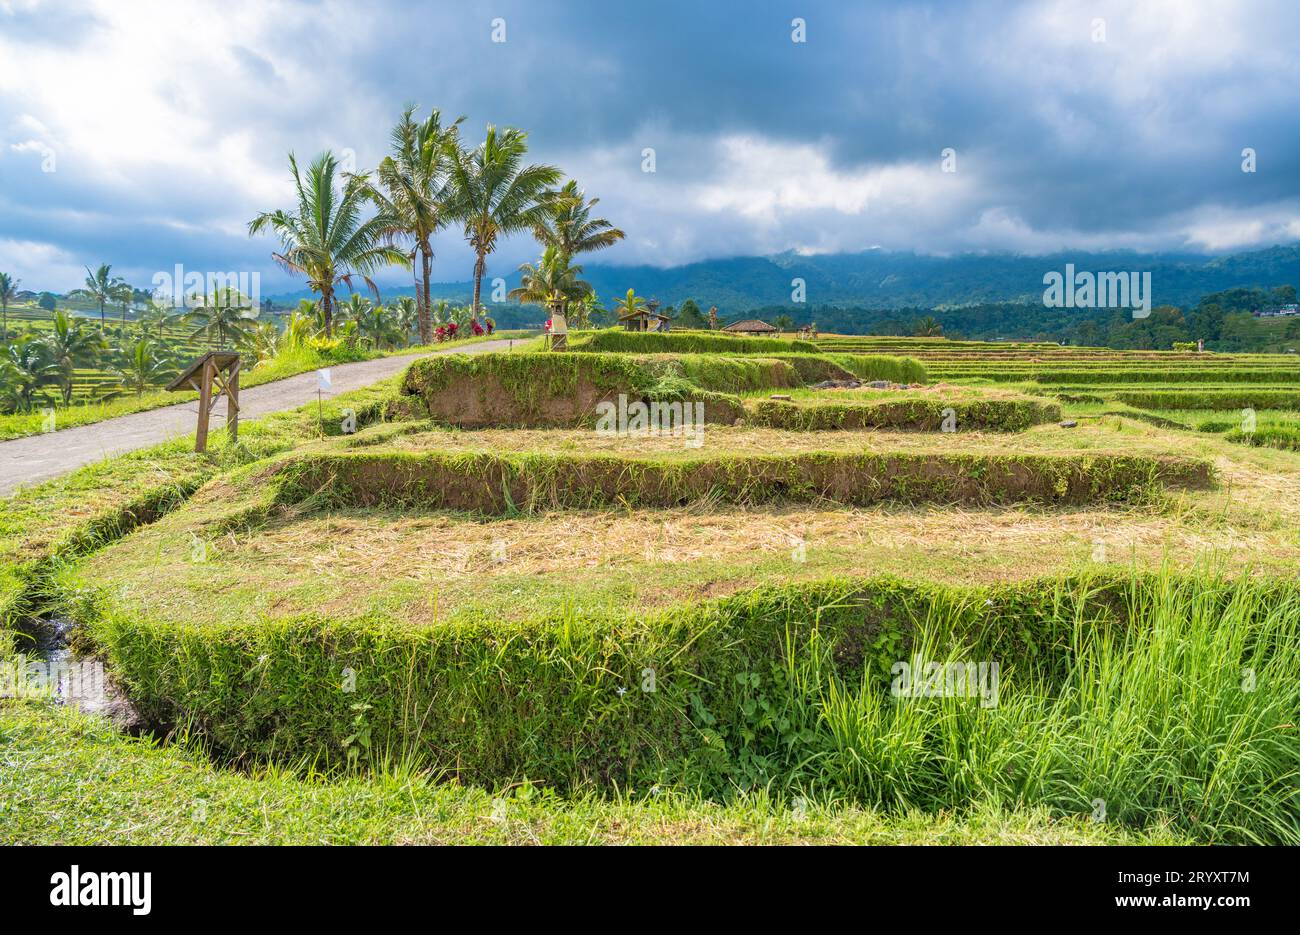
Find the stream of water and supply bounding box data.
[6,616,140,725]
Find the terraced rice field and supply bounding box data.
[3,333,1298,845]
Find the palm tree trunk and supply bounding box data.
[99,301,106,328]
[412,254,426,345]
[472,251,486,319]
[321,288,334,337]
[420,245,434,345]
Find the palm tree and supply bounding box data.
[534,179,624,264]
[2,336,59,410]
[113,281,135,328]
[338,292,373,331]
[446,126,564,322]
[569,292,605,329]
[247,323,282,364]
[393,296,419,345]
[138,297,177,342]
[914,315,943,337]
[42,311,103,404]
[72,263,123,328]
[110,338,176,396]
[283,305,317,351]
[508,246,591,322]
[185,290,260,349]
[360,106,464,345]
[612,288,650,329]
[248,151,409,337]
[355,303,403,350]
[0,272,19,343]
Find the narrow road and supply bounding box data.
[0,338,519,496]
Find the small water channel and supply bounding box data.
[9,615,144,729]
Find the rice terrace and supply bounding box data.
[0,2,1297,894]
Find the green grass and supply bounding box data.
[8,332,1300,846]
[53,568,1300,843]
[746,393,1060,432]
[0,702,1187,845]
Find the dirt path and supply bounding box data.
[0,338,520,496]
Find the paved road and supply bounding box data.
[0,338,519,496]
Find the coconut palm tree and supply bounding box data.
[338,292,374,331]
[113,280,135,328]
[42,311,103,404]
[359,106,463,345]
[138,297,177,342]
[534,179,624,265]
[354,303,403,350]
[184,290,259,349]
[446,126,564,322]
[0,272,18,343]
[612,288,650,328]
[2,336,59,411]
[72,263,124,328]
[914,315,943,337]
[508,247,591,322]
[110,338,176,396]
[248,151,409,337]
[392,296,419,345]
[247,322,282,364]
[569,292,605,329]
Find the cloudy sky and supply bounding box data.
[1,0,1298,293]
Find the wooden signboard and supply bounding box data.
[166,351,241,452]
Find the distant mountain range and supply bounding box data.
[266,243,1300,316]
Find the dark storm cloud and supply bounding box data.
[1,0,1297,290]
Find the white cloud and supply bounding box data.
[0,238,84,285]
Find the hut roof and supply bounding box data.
[721,319,777,333]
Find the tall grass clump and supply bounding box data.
[710,572,1300,843]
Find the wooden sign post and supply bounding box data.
[166,351,241,452]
